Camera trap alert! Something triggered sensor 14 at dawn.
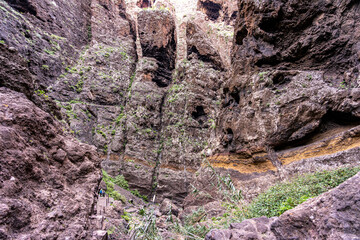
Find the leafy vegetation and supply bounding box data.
[113,174,129,189]
[102,170,127,203]
[102,170,148,202]
[180,165,360,236]
[244,166,360,218]
[44,49,55,55]
[42,65,49,70]
[35,89,49,99]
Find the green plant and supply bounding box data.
[70,67,77,74]
[258,71,268,82]
[50,34,66,41]
[35,89,49,99]
[121,211,131,221]
[112,191,126,203]
[74,79,83,93]
[131,189,148,202]
[138,208,146,216]
[278,195,310,215]
[204,159,243,204]
[208,119,216,129]
[44,49,55,55]
[130,208,162,239]
[107,226,115,235]
[339,81,346,89]
[102,170,127,203]
[0,40,5,44]
[245,166,360,218]
[113,175,129,190]
[42,65,49,70]
[120,51,128,60]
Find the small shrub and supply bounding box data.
[42,65,49,70]
[113,175,129,190]
[131,189,148,202]
[44,49,55,55]
[258,71,268,82]
[245,166,360,218]
[121,211,131,221]
[138,208,146,216]
[111,191,126,203]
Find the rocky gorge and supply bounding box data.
[0,0,359,239]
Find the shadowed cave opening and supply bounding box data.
[222,128,234,150]
[272,72,292,85]
[188,46,219,69]
[192,106,207,125]
[275,110,360,151]
[5,0,37,16]
[223,88,240,107]
[137,0,152,8]
[235,28,248,45]
[200,1,222,21]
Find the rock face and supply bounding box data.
[0,88,101,239]
[138,9,176,87]
[219,0,360,152]
[0,0,91,88]
[271,172,360,240]
[233,0,360,77]
[206,217,277,240]
[1,0,360,238]
[182,0,360,220]
[205,172,360,240]
[186,21,224,70]
[200,0,360,196]
[197,0,237,25]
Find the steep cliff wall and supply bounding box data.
[0,0,101,238]
[1,0,360,238]
[185,0,360,206]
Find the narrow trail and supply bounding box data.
[90,194,114,239]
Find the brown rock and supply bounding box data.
[186,21,224,70]
[159,198,180,216]
[271,172,360,239]
[206,172,360,239]
[138,9,177,87]
[0,88,101,239]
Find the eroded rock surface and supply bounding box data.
[0,88,101,239]
[219,0,360,153]
[206,0,360,191]
[1,0,360,238]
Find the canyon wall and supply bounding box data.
[0,0,360,238]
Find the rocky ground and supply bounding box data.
[0,0,359,239]
[206,171,360,240]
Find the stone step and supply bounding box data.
[89,215,105,230]
[91,230,108,240]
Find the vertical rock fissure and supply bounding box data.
[119,71,136,165]
[149,92,168,200]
